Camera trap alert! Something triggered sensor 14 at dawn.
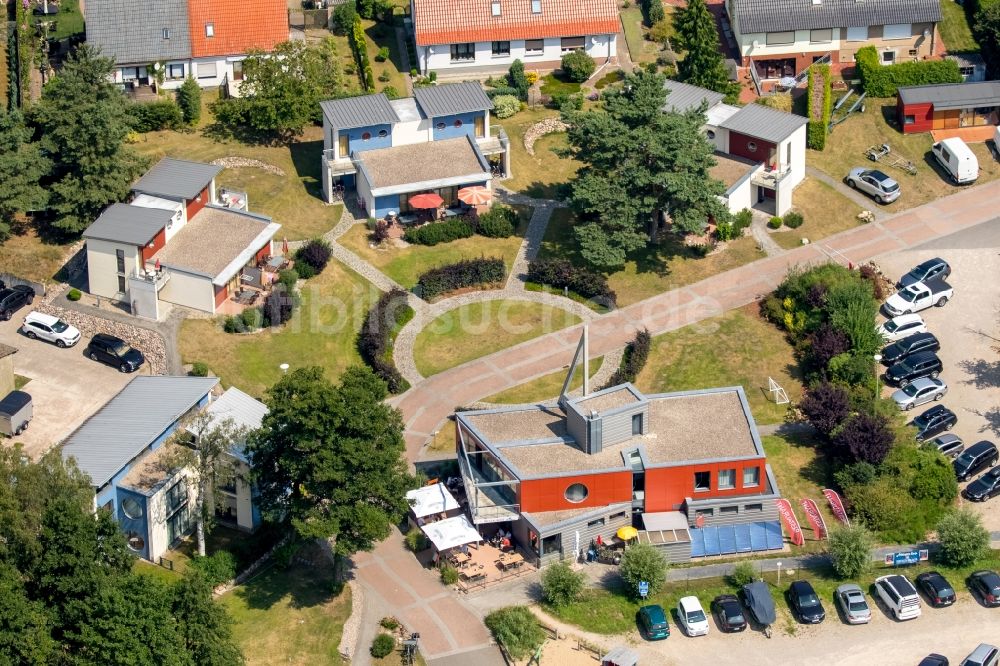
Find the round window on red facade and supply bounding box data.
[565,483,589,503]
[747,141,757,152]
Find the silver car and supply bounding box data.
[892,377,947,410]
[847,168,901,204]
[835,584,871,625]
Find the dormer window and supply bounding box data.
[491,0,501,16]
[531,0,541,13]
[162,28,171,39]
[205,23,214,37]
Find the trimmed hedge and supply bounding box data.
[403,218,475,245]
[486,85,522,99]
[806,64,832,150]
[527,258,617,308]
[855,46,962,97]
[128,100,183,132]
[492,94,520,119]
[295,238,333,276]
[601,329,652,389]
[351,15,376,93]
[417,257,506,300]
[359,288,412,393]
[476,204,518,238]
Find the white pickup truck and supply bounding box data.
[883,278,953,316]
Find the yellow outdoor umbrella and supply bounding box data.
[617,526,639,541]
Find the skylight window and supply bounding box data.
[205,23,214,37]
[491,1,501,16]
[531,0,541,13]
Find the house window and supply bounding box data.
[378,129,388,137]
[845,26,867,42]
[197,61,218,79]
[232,60,244,81]
[167,63,185,80]
[491,0,501,16]
[165,480,187,515]
[531,0,541,12]
[695,508,713,517]
[491,41,510,57]
[720,506,739,515]
[719,469,736,489]
[959,65,975,77]
[116,248,125,273]
[745,503,763,513]
[587,517,605,528]
[765,31,794,46]
[746,141,757,152]
[694,471,710,491]
[205,22,215,37]
[450,43,475,62]
[787,141,792,167]
[743,466,760,487]
[453,118,463,128]
[121,496,143,519]
[126,531,145,552]
[435,121,446,130]
[809,28,832,43]
[162,28,171,39]
[881,50,896,65]
[525,39,544,54]
[362,131,372,141]
[706,129,716,140]
[883,23,911,40]
[610,511,627,520]
[631,413,643,436]
[541,534,561,555]
[117,275,126,293]
[561,36,585,52]
[565,483,589,503]
[167,505,190,544]
[904,114,915,125]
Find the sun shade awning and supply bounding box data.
[421,515,481,551]
[406,484,460,519]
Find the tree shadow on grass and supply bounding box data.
[233,561,343,611]
[288,139,324,198]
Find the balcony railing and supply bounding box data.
[129,268,170,290]
[751,166,792,188]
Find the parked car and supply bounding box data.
[835,583,871,624]
[886,351,942,387]
[954,441,999,482]
[898,258,951,289]
[919,656,950,666]
[968,571,1000,607]
[0,285,35,320]
[879,314,927,342]
[883,279,953,317]
[964,466,1000,502]
[932,137,978,184]
[912,405,958,442]
[85,333,145,373]
[960,643,999,666]
[881,332,941,366]
[892,377,947,410]
[932,433,965,459]
[636,604,670,640]
[20,311,81,348]
[915,571,957,608]
[676,596,709,636]
[710,594,747,632]
[847,167,901,204]
[874,574,921,621]
[786,580,825,624]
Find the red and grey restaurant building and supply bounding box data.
[455,382,785,564]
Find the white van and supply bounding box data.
[931,137,979,184]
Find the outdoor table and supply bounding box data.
[265,256,286,272]
[498,553,524,570]
[441,208,460,218]
[450,552,471,567]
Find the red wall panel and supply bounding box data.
[214,283,229,308]
[140,227,167,264]
[519,471,632,513]
[644,459,768,513]
[898,99,935,134]
[728,131,776,166]
[185,184,211,220]
[255,242,271,263]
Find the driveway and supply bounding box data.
[0,314,138,460]
[875,222,1000,528]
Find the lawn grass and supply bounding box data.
[14,375,31,390]
[634,306,802,425]
[364,19,408,96]
[337,206,531,289]
[760,431,838,538]
[34,0,85,39]
[412,300,582,376]
[220,563,351,666]
[939,0,980,53]
[772,178,864,250]
[620,6,671,66]
[812,98,1000,210]
[179,259,375,396]
[427,423,457,454]
[0,227,73,284]
[539,73,581,97]
[498,108,582,199]
[483,356,605,404]
[539,208,766,307]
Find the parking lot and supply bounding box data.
[0,313,138,460]
[876,222,1000,529]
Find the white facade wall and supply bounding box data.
[418,34,616,73]
[86,238,139,300]
[775,178,795,216]
[779,125,807,189]
[157,269,216,314]
[705,125,730,153]
[738,31,840,59]
[114,55,245,90]
[724,171,756,213]
[391,119,433,147]
[356,167,374,214]
[146,468,197,562]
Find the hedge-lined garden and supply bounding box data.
[359,288,413,393]
[351,15,376,93]
[806,64,832,150]
[416,257,506,300]
[855,46,962,97]
[527,258,617,309]
[402,205,519,247]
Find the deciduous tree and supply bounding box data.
[936,510,989,567]
[832,412,893,465]
[540,562,585,607]
[975,3,1000,79]
[0,109,48,240]
[827,524,875,579]
[672,0,739,99]
[799,381,851,436]
[619,542,668,598]
[172,570,245,666]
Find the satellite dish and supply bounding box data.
[751,40,760,49]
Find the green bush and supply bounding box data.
[331,0,357,35]
[492,94,520,119]
[375,46,390,62]
[806,64,832,150]
[484,606,545,661]
[351,15,376,93]
[370,633,395,658]
[855,46,962,97]
[403,218,475,245]
[404,528,429,552]
[381,85,399,99]
[936,510,990,567]
[417,257,506,300]
[440,565,459,585]
[727,561,757,587]
[540,562,586,607]
[486,85,522,100]
[527,257,617,308]
[66,288,82,301]
[190,361,210,377]
[295,261,317,280]
[601,329,651,388]
[379,616,399,631]
[767,216,782,229]
[619,542,667,598]
[827,524,875,578]
[241,307,263,330]
[561,50,596,83]
[223,316,243,333]
[477,204,518,237]
[507,59,530,100]
[644,0,665,26]
[128,100,183,132]
[176,77,202,126]
[189,551,237,587]
[278,269,299,292]
[783,211,804,229]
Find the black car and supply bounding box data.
[912,405,958,442]
[85,333,145,373]
[918,655,949,666]
[932,433,965,459]
[898,257,951,288]
[968,570,1000,607]
[711,594,747,632]
[964,466,1000,502]
[886,351,943,387]
[915,571,956,607]
[0,285,35,320]
[881,332,941,366]
[786,580,825,624]
[954,441,1000,482]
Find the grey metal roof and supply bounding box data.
[412,82,493,119]
[731,0,941,34]
[898,81,1000,110]
[82,203,173,245]
[719,103,808,143]
[131,158,222,200]
[663,80,724,113]
[320,93,400,130]
[62,376,219,488]
[201,387,268,463]
[85,0,191,65]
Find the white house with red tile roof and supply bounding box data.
[411,0,620,76]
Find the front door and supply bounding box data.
[474,115,485,138]
[932,111,946,130]
[338,134,349,158]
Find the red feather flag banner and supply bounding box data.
[800,498,828,540]
[823,488,851,526]
[776,499,804,546]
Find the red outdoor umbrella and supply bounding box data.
[154,258,161,271]
[457,186,491,206]
[281,237,289,255]
[408,192,444,209]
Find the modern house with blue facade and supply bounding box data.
[60,376,262,562]
[320,82,510,218]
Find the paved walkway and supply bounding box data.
[749,209,784,256]
[806,165,889,221]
